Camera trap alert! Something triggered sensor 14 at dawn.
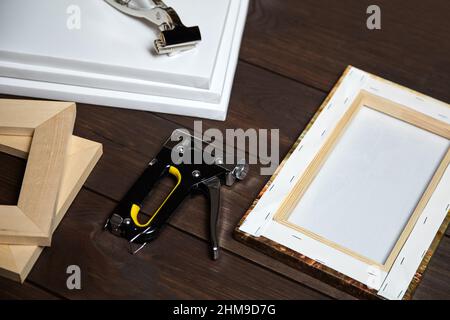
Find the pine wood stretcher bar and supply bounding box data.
[0,100,76,246]
[0,134,102,282]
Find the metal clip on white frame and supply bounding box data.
[104,0,202,55]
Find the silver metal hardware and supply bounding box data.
[104,0,202,55]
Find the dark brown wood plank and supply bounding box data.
[75,101,450,299]
[241,0,450,102]
[414,236,450,300]
[0,149,444,300]
[0,277,58,300]
[160,61,326,158]
[175,191,359,300]
[69,70,357,299]
[1,0,449,298]
[27,189,328,300]
[0,82,348,298]
[71,61,325,202]
[0,153,25,205]
[74,105,352,299]
[1,55,448,298]
[0,154,58,299]
[73,104,179,198]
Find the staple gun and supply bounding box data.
[105,130,248,259]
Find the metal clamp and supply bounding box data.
[104,0,202,55]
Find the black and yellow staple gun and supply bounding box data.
[105,130,248,259]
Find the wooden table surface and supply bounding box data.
[0,0,449,300]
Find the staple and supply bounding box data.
[289,175,296,183]
[256,226,262,234]
[344,97,349,104]
[269,184,275,192]
[397,290,403,299]
[321,129,327,136]
[369,86,379,92]
[437,114,448,119]
[368,271,377,276]
[382,283,388,291]
[415,96,425,102]
[400,257,405,265]
[292,235,302,241]
[360,75,365,81]
[298,145,303,152]
[265,212,271,220]
[327,103,333,110]
[423,217,428,224]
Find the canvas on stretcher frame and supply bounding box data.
[235,66,450,300]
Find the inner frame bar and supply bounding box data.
[274,91,450,271]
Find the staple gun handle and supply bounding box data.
[130,165,182,228]
[136,181,190,243]
[109,157,191,245]
[116,159,167,213]
[199,177,222,260]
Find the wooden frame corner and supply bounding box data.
[0,99,76,246]
[0,134,102,282]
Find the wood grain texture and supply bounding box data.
[413,236,450,300]
[0,135,30,159]
[15,106,75,242]
[73,101,449,299]
[0,101,76,246]
[160,62,326,158]
[73,102,356,299]
[0,99,345,298]
[241,0,450,103]
[0,99,75,135]
[27,189,328,300]
[0,99,447,298]
[0,135,102,282]
[0,153,25,205]
[362,92,450,139]
[234,67,450,299]
[0,0,449,299]
[0,277,58,300]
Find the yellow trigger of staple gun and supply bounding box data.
[105,130,249,259]
[104,0,202,55]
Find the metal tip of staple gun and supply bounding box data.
[104,0,202,55]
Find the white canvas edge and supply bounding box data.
[0,0,249,121]
[239,66,450,299]
[0,0,232,90]
[0,0,242,103]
